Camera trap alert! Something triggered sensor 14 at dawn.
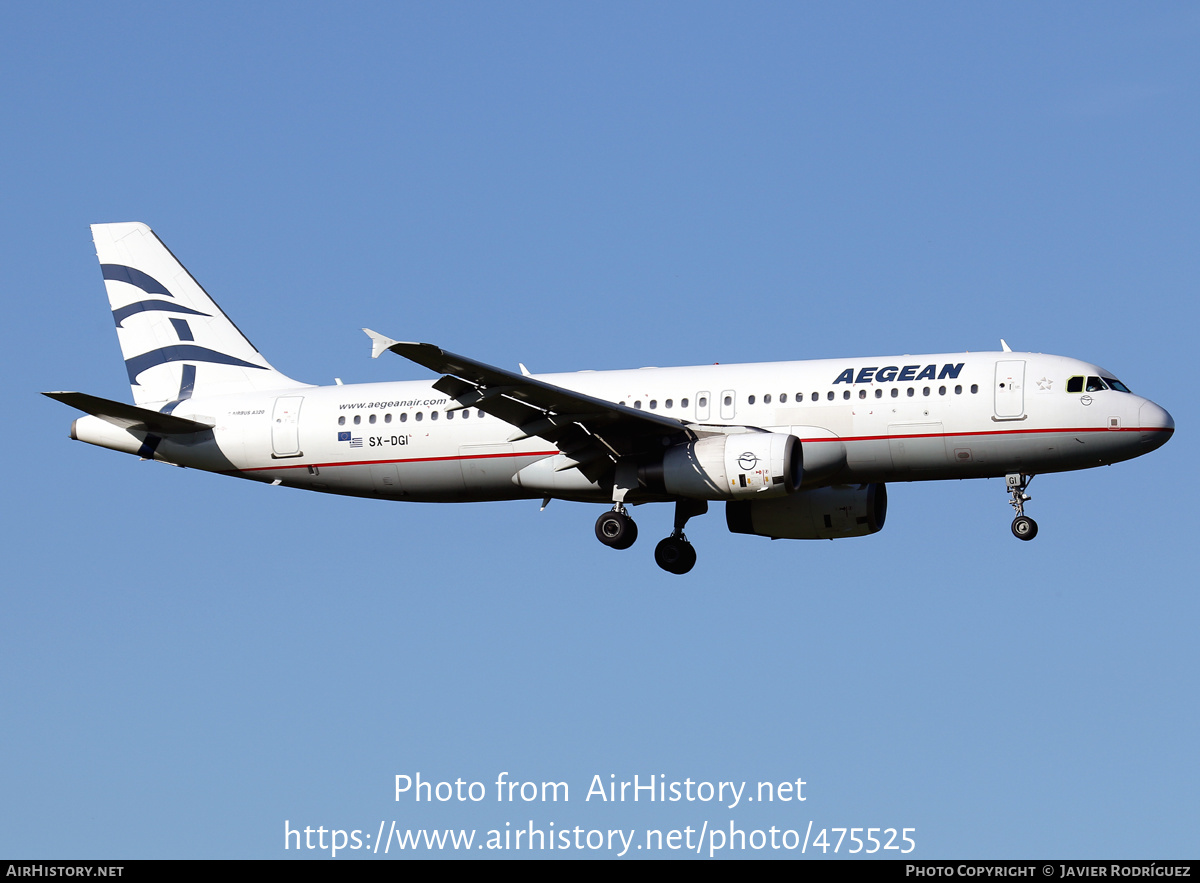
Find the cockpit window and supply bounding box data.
[1103,377,1132,393]
[1085,376,1108,392]
[1066,376,1083,393]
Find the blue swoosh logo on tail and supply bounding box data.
[113,300,211,328]
[101,264,173,297]
[125,346,266,385]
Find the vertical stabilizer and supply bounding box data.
[92,222,309,408]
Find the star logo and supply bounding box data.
[1036,377,1053,391]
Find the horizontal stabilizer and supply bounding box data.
[42,391,215,434]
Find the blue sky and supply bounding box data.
[2,2,1197,858]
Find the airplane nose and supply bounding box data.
[1139,400,1174,451]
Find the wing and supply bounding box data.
[364,330,692,482]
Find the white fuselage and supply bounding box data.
[74,350,1174,504]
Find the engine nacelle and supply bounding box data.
[661,432,801,500]
[726,483,887,539]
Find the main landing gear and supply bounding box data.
[595,504,638,550]
[1006,473,1038,541]
[594,499,708,574]
[654,535,696,575]
[654,500,707,575]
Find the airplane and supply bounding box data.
[45,222,1175,574]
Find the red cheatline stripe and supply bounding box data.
[242,424,1171,473]
[242,449,560,473]
[802,426,1169,443]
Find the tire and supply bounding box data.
[595,511,637,549]
[654,536,697,574]
[1011,515,1038,541]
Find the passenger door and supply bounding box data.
[271,396,303,458]
[994,361,1025,420]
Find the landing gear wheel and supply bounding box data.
[654,536,697,574]
[1011,515,1038,541]
[595,510,638,550]
[1005,473,1038,541]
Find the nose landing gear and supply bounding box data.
[1006,473,1038,541]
